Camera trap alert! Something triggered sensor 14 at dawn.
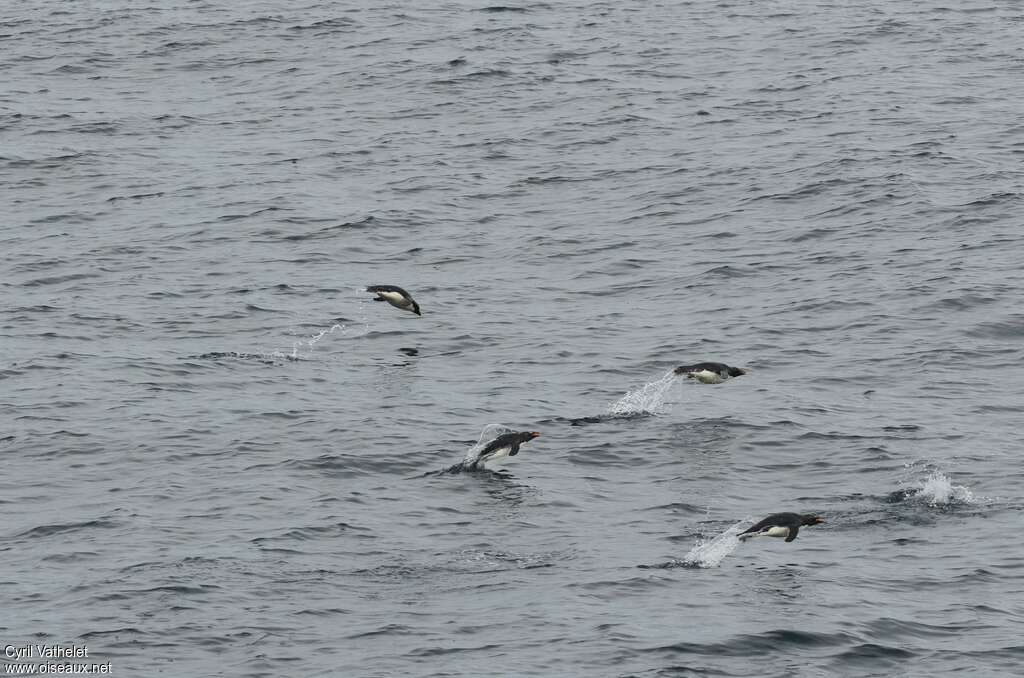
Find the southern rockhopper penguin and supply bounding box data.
[464,431,541,471]
[673,362,747,384]
[366,284,421,316]
[738,513,824,543]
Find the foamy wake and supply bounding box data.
[287,322,350,360]
[678,518,754,568]
[607,371,678,416]
[908,471,975,507]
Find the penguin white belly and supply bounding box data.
[378,291,408,306]
[691,370,724,384]
[763,526,791,539]
[478,446,513,470]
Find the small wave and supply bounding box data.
[647,629,853,657]
[251,522,374,545]
[15,518,120,539]
[78,628,147,640]
[606,370,678,416]
[289,17,357,31]
[105,191,165,203]
[21,272,100,288]
[345,623,417,640]
[677,519,753,568]
[279,216,376,240]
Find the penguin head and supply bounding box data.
[728,366,747,377]
[801,514,825,526]
[411,301,421,316]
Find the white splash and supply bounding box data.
[263,350,302,362]
[464,424,515,464]
[607,370,678,416]
[679,518,753,568]
[914,471,975,506]
[289,323,347,359]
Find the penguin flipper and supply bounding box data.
[784,526,799,542]
[508,442,521,457]
[372,296,386,302]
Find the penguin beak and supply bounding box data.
[815,517,825,524]
[530,432,541,439]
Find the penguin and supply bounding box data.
[464,431,540,471]
[366,285,421,315]
[673,361,746,384]
[738,513,824,542]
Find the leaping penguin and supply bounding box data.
[738,513,824,543]
[366,285,421,316]
[674,361,746,384]
[464,431,541,471]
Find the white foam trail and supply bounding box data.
[464,424,515,464]
[914,471,975,506]
[264,350,301,362]
[289,323,348,359]
[679,518,753,568]
[607,370,678,416]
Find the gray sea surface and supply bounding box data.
[3,1,1024,676]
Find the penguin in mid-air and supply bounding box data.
[366,285,421,316]
[738,513,824,543]
[463,431,541,471]
[674,361,746,384]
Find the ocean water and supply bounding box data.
[3,1,1024,676]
